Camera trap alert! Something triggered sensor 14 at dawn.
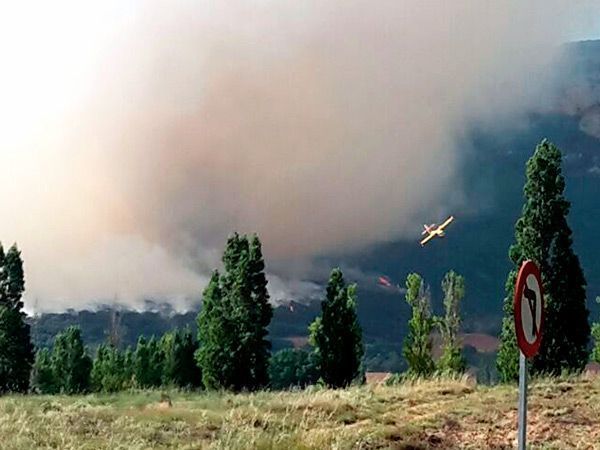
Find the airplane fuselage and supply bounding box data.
[419,215,454,246]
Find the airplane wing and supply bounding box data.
[438,216,454,230]
[420,233,435,246]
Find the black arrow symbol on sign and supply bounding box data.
[523,284,538,338]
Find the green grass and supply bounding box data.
[1,375,599,449]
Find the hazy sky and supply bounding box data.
[0,1,599,311]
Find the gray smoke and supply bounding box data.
[552,81,600,139]
[0,1,598,311]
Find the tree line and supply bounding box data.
[30,327,201,393]
[0,232,468,394]
[1,139,600,394]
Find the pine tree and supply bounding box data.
[437,271,467,374]
[0,244,34,393]
[309,268,364,388]
[403,273,435,377]
[30,348,56,394]
[51,326,92,394]
[497,139,590,381]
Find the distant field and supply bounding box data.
[0,375,599,449]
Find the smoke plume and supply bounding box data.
[0,1,598,311]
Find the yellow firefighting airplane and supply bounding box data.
[420,215,454,246]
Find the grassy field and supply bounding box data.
[0,375,599,449]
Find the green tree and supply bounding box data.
[245,236,273,388]
[268,348,319,390]
[0,244,34,393]
[196,271,235,389]
[30,348,56,394]
[437,271,467,374]
[497,139,590,381]
[123,347,134,387]
[309,268,364,388]
[591,297,600,364]
[51,326,92,394]
[160,330,180,386]
[1,245,26,310]
[196,233,273,391]
[161,328,200,388]
[91,344,129,393]
[497,271,520,382]
[177,328,202,388]
[147,336,164,388]
[403,273,435,377]
[90,344,108,391]
[133,336,152,388]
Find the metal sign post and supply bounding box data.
[518,351,527,450]
[513,260,544,450]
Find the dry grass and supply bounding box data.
[0,374,599,449]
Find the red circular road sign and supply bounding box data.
[514,260,544,358]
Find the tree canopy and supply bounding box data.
[309,268,364,388]
[497,139,590,381]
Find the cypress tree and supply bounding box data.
[309,268,364,388]
[0,244,33,393]
[437,271,467,374]
[497,139,590,381]
[403,273,435,377]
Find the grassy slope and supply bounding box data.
[0,376,599,450]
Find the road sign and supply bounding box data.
[513,260,544,450]
[514,260,544,358]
